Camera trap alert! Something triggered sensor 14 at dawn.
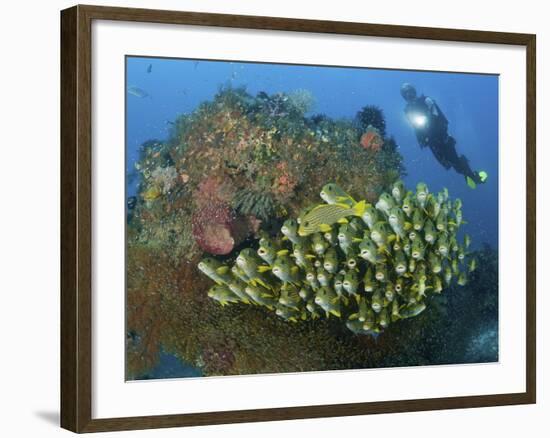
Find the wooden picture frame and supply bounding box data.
[61,4,536,433]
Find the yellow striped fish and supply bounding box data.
[298,201,366,236]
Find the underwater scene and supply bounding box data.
[126,56,499,380]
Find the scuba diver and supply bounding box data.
[400,83,488,189]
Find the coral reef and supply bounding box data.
[191,202,249,255]
[130,86,405,256]
[355,105,387,137]
[360,126,384,151]
[232,189,275,222]
[199,181,476,335]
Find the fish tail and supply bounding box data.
[353,200,367,217]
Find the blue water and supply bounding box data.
[126,56,498,249]
[134,350,202,380]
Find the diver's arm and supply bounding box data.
[415,130,429,148]
[424,97,439,117]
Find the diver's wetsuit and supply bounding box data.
[405,95,481,183]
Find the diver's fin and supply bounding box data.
[466,176,477,189]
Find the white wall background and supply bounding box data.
[0,0,545,437]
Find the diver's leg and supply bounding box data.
[429,143,452,170]
[444,137,480,182]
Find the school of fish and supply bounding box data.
[198,181,476,335]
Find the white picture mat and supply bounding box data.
[92,20,526,419]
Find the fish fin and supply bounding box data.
[404,222,412,230]
[216,266,229,274]
[255,278,270,289]
[349,313,358,320]
[330,309,341,317]
[352,237,363,243]
[388,234,396,243]
[290,266,299,275]
[319,223,332,232]
[276,249,289,256]
[353,200,367,217]
[281,236,288,241]
[336,195,355,203]
[330,296,340,304]
[257,265,271,273]
[305,254,316,259]
[337,218,349,224]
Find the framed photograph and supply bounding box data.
[60,4,536,433]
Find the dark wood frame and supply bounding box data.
[61,4,536,433]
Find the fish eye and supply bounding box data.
[258,249,266,255]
